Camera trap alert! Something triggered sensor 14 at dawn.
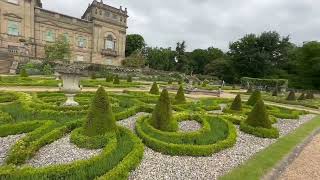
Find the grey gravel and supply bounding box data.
[117,112,148,131]
[116,114,316,180]
[0,134,25,165]
[0,113,315,179]
[26,135,102,167]
[179,121,202,132]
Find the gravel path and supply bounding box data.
[0,134,25,165]
[179,121,202,132]
[116,114,316,180]
[26,135,102,167]
[279,133,320,180]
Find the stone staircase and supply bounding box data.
[0,51,14,74]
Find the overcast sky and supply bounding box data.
[42,0,320,51]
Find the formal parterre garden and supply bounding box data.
[0,82,318,179]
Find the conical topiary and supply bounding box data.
[272,88,278,96]
[149,82,160,95]
[20,68,28,77]
[113,75,120,84]
[230,94,242,111]
[245,99,272,129]
[83,87,116,136]
[247,86,253,93]
[175,85,186,104]
[298,93,305,101]
[286,91,296,101]
[127,76,133,83]
[150,89,177,132]
[105,74,113,82]
[306,91,315,99]
[168,80,173,85]
[246,90,262,106]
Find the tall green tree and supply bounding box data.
[122,50,146,68]
[125,34,145,57]
[145,47,176,71]
[291,41,320,89]
[44,35,71,61]
[229,31,292,79]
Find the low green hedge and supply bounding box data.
[136,113,237,156]
[221,114,245,125]
[70,128,114,149]
[0,127,144,180]
[0,111,14,125]
[0,121,44,137]
[240,122,279,138]
[5,120,79,165]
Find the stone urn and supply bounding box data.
[55,63,88,107]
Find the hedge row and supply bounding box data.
[0,127,144,180]
[70,128,114,149]
[136,113,237,156]
[5,120,80,165]
[0,111,14,125]
[241,77,288,88]
[240,122,279,138]
[97,127,144,180]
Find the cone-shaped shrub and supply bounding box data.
[90,72,96,80]
[150,89,177,132]
[245,99,272,129]
[83,87,116,136]
[272,88,278,96]
[127,76,133,83]
[113,75,120,84]
[306,91,315,99]
[298,93,305,100]
[230,94,242,111]
[168,80,173,85]
[246,90,262,106]
[105,74,113,82]
[175,85,186,104]
[20,68,28,77]
[149,82,160,95]
[286,91,296,101]
[247,86,253,93]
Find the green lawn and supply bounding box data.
[220,115,320,180]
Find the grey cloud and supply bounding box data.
[42,0,320,51]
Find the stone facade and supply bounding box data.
[0,0,128,66]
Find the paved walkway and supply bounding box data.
[279,133,320,180]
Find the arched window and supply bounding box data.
[105,35,115,50]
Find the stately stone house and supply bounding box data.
[0,0,128,73]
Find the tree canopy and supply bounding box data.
[125,34,146,57]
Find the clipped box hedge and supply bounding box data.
[0,126,144,180]
[136,113,237,156]
[240,122,279,138]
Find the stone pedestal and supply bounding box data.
[63,94,79,106]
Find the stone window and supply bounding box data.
[45,30,55,42]
[7,20,19,36]
[78,36,87,48]
[63,33,69,42]
[7,0,19,5]
[105,35,115,50]
[105,11,110,17]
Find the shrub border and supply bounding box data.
[240,122,279,139]
[136,114,237,156]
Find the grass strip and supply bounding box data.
[220,115,320,180]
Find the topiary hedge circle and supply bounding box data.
[0,123,144,180]
[135,113,237,156]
